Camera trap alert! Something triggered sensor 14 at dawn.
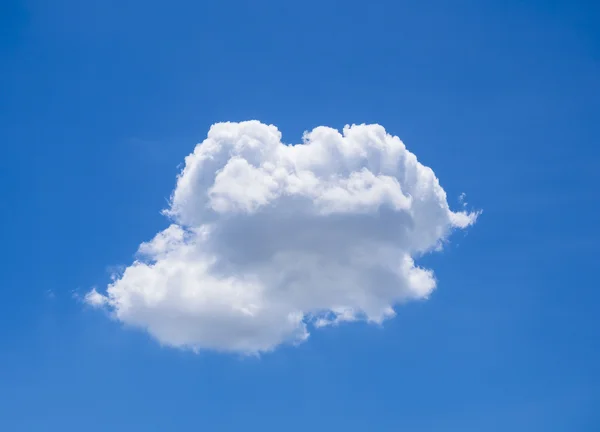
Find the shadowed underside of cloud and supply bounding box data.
[86,121,479,354]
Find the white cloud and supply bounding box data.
[87,121,479,354]
[85,288,108,307]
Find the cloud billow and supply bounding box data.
[87,121,478,354]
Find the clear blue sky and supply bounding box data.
[1,0,599,430]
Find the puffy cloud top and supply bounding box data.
[87,121,478,354]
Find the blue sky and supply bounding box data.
[1,0,599,430]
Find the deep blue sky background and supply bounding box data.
[1,0,599,430]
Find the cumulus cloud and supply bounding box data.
[87,121,478,354]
